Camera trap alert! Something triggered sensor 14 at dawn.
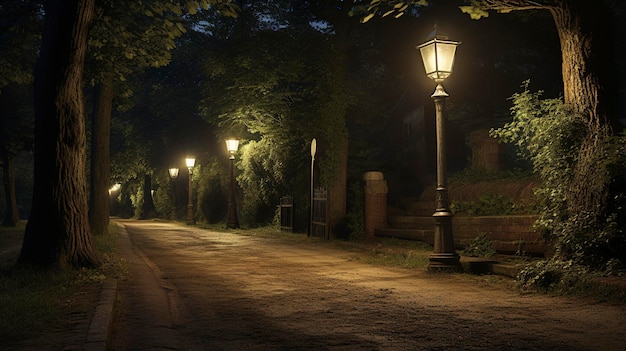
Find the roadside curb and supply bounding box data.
[84,278,117,351]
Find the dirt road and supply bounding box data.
[109,219,626,351]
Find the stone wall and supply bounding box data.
[469,129,507,170]
[452,215,548,256]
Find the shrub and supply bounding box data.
[462,233,496,258]
[491,81,626,279]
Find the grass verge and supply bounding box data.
[0,222,126,349]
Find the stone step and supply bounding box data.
[379,214,548,257]
[460,257,523,277]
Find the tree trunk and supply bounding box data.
[89,72,113,236]
[323,15,355,238]
[549,1,607,130]
[328,137,348,237]
[1,153,19,227]
[140,174,158,219]
[19,0,100,269]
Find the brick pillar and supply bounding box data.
[363,171,388,240]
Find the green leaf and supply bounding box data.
[459,6,489,20]
[360,12,375,23]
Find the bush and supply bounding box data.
[491,81,626,278]
[516,258,590,294]
[462,233,496,258]
[451,193,516,216]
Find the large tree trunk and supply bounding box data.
[89,72,114,236]
[549,2,614,251]
[1,154,19,227]
[19,0,100,269]
[549,1,608,130]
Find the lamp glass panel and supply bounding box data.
[418,39,459,81]
[419,41,437,77]
[435,42,457,77]
[226,139,239,153]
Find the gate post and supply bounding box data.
[363,171,387,240]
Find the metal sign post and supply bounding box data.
[309,138,316,236]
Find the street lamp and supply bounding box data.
[168,167,179,220]
[225,139,240,229]
[417,29,462,272]
[185,157,195,224]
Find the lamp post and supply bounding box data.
[185,157,195,224]
[417,29,462,272]
[168,167,179,220]
[226,139,240,229]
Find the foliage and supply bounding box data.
[0,0,41,92]
[451,193,517,216]
[516,259,591,293]
[491,82,626,276]
[194,1,400,228]
[449,167,533,185]
[196,158,228,224]
[349,0,428,23]
[462,233,496,258]
[152,171,174,219]
[235,139,308,227]
[345,180,365,240]
[86,0,239,86]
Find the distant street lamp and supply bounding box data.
[108,183,121,215]
[169,167,179,220]
[225,139,240,229]
[185,157,195,224]
[417,29,462,272]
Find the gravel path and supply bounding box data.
[109,219,626,351]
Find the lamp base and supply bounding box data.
[427,253,462,273]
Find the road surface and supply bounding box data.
[109,219,626,351]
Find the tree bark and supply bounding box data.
[1,153,19,227]
[19,0,100,269]
[89,72,113,236]
[140,174,158,219]
[549,1,606,130]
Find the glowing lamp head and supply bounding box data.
[225,139,239,159]
[417,37,460,83]
[185,157,195,169]
[168,167,179,179]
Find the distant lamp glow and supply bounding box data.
[168,167,179,220]
[168,167,179,179]
[225,139,240,229]
[108,183,121,195]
